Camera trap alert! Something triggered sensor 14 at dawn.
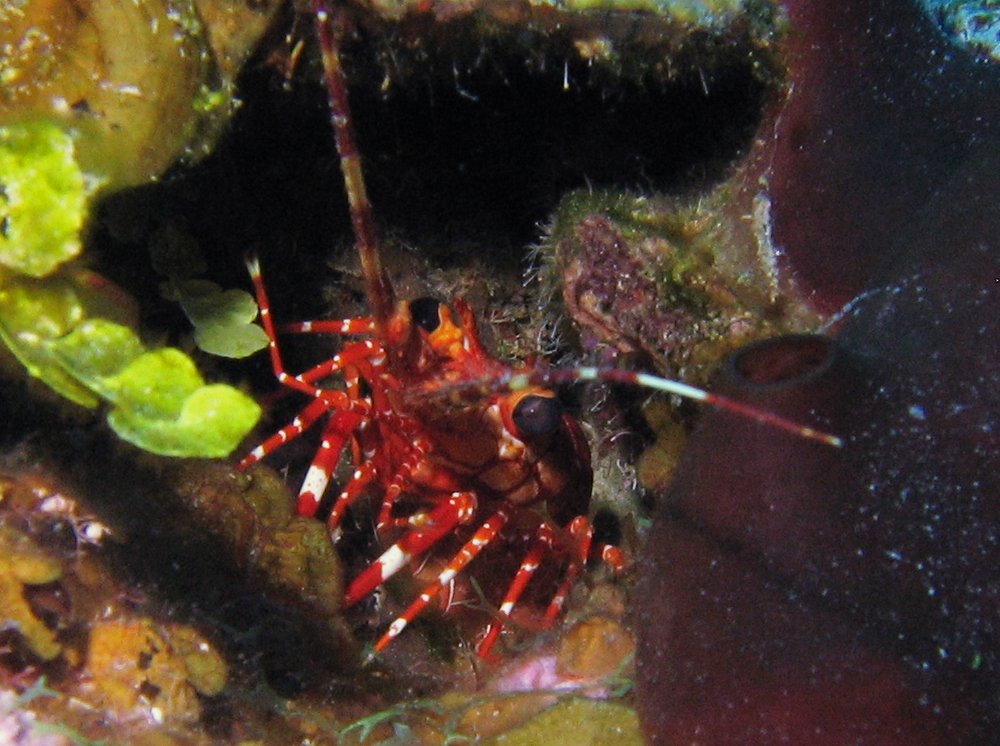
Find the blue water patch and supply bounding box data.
[921,0,1000,62]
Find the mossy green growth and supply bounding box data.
[550,189,704,251]
[560,0,741,23]
[0,119,260,456]
[0,121,93,277]
[548,188,722,302]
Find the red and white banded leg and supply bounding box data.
[477,520,629,658]
[596,543,627,574]
[238,397,333,471]
[477,523,558,659]
[344,491,480,608]
[543,515,593,625]
[247,254,380,402]
[325,460,377,531]
[375,435,437,533]
[280,317,375,335]
[294,409,367,518]
[293,338,385,388]
[367,506,511,656]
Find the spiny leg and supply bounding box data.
[291,339,384,385]
[368,507,510,657]
[295,409,366,518]
[280,318,375,335]
[543,515,593,625]
[477,523,558,660]
[477,518,628,657]
[246,252,309,397]
[240,399,372,519]
[247,254,379,402]
[326,460,377,532]
[238,397,332,471]
[596,542,627,574]
[244,257,387,516]
[376,435,435,532]
[240,338,381,468]
[345,491,479,608]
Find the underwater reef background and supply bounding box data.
[0,0,997,742]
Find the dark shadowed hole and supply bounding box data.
[87,11,770,393]
[344,31,769,258]
[592,508,622,548]
[731,334,834,386]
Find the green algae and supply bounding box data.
[0,0,279,457]
[0,121,93,277]
[49,319,260,457]
[164,278,269,359]
[150,226,268,358]
[0,270,98,407]
[0,119,260,456]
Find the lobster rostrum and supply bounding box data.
[239,3,842,661]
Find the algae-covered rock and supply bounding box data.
[556,615,635,682]
[0,525,64,661]
[86,617,227,724]
[0,458,356,743]
[0,0,277,190]
[541,188,820,385]
[488,698,642,745]
[347,0,770,82]
[170,462,348,630]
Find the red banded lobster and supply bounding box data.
[238,3,842,661]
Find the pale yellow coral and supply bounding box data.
[0,524,63,660]
[85,617,227,724]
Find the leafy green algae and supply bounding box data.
[0,119,260,456]
[164,278,269,359]
[0,270,97,406]
[51,320,260,457]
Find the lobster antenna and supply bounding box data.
[514,366,843,448]
[312,1,395,330]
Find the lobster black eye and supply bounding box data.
[409,297,443,332]
[512,394,562,437]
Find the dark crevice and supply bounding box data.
[88,12,769,380]
[342,28,769,259]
